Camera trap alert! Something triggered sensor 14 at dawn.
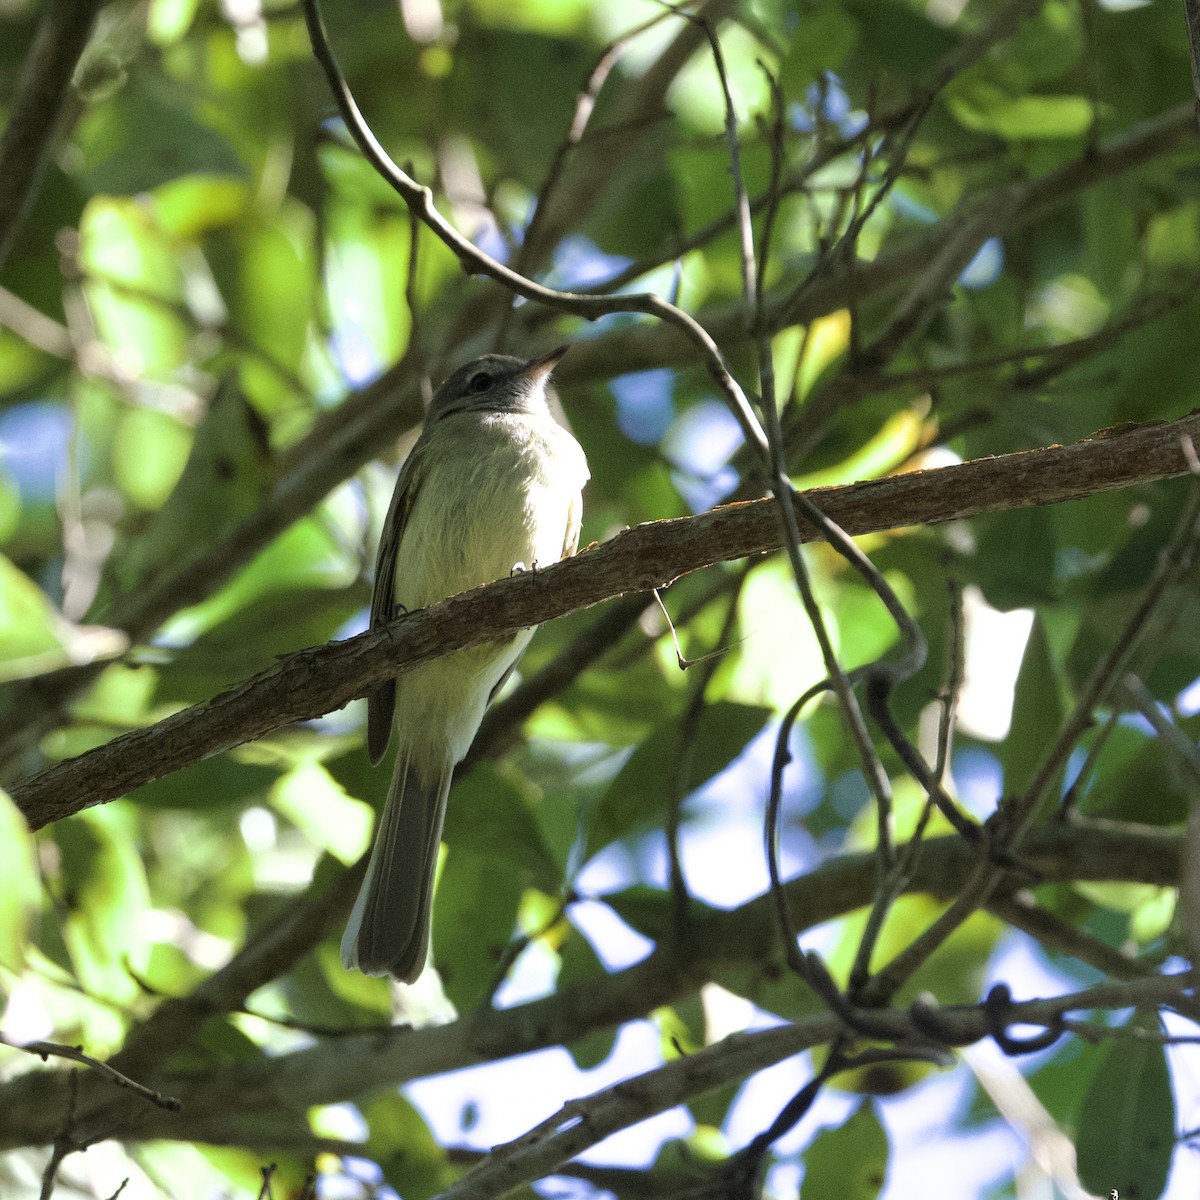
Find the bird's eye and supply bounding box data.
[468,372,492,393]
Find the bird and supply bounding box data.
[341,345,589,981]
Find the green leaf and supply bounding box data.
[130,752,274,815]
[972,507,1058,610]
[726,557,830,711]
[0,787,39,972]
[56,806,152,1004]
[270,761,374,866]
[585,701,769,859]
[113,406,194,510]
[947,84,1094,140]
[366,1091,452,1198]
[604,885,719,944]
[433,848,523,1012]
[800,1100,889,1200]
[76,76,247,192]
[559,918,617,1071]
[152,174,250,238]
[1076,1032,1175,1200]
[0,554,68,678]
[104,376,271,602]
[1000,615,1068,799]
[443,764,563,892]
[229,206,318,402]
[780,2,858,91]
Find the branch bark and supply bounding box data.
[0,101,1193,770]
[0,822,1179,1150]
[11,412,1199,831]
[0,0,102,270]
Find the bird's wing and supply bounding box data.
[367,444,428,765]
[562,488,584,560]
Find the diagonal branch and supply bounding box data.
[0,822,1181,1152]
[0,99,1193,772]
[10,412,1200,831]
[0,0,103,270]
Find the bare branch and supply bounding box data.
[11,414,1200,830]
[301,0,767,455]
[0,1033,181,1112]
[0,821,1179,1153]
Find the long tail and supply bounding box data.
[341,751,452,982]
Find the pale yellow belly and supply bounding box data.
[388,409,585,777]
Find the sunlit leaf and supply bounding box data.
[113,406,194,510]
[0,787,39,971]
[56,806,152,1007]
[947,85,1094,140]
[270,761,373,866]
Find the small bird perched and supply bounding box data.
[341,346,589,982]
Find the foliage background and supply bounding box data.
[2,0,1200,1196]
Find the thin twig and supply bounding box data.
[498,2,688,346]
[301,0,768,456]
[859,479,1200,1007]
[0,1032,182,1112]
[1118,674,1200,785]
[38,1071,81,1200]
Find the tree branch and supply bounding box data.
[0,0,103,270]
[0,822,1180,1151]
[0,100,1193,771]
[11,413,1199,831]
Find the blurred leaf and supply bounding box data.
[104,376,271,602]
[1000,615,1068,799]
[653,997,704,1059]
[972,508,1058,611]
[367,1092,453,1198]
[433,848,523,1012]
[800,1100,888,1200]
[603,885,719,944]
[0,553,67,676]
[76,74,247,192]
[947,85,1093,140]
[559,917,618,1070]
[780,2,858,92]
[443,764,562,892]
[154,584,363,701]
[324,200,412,372]
[152,173,251,239]
[56,806,151,1006]
[585,701,769,858]
[113,406,193,510]
[842,0,955,79]
[795,406,925,490]
[155,508,356,650]
[0,787,39,972]
[727,557,829,711]
[238,210,316,367]
[270,761,373,866]
[1076,1030,1175,1200]
[148,0,201,46]
[79,197,190,375]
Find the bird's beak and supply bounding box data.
[520,344,569,383]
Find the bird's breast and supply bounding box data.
[392,411,586,613]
